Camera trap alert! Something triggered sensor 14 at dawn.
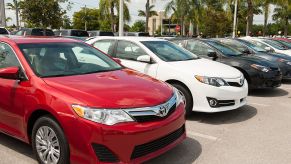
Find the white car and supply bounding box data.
[87,37,248,114]
[241,37,291,56]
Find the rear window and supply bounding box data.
[0,28,9,35]
[71,30,89,37]
[138,33,150,37]
[99,32,114,36]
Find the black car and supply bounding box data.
[0,27,9,35]
[54,29,89,40]
[14,28,55,36]
[88,31,114,37]
[170,38,282,89]
[215,38,291,79]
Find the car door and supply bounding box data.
[0,42,27,138]
[114,40,158,77]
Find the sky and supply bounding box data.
[4,0,274,26]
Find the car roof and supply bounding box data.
[91,36,166,42]
[0,36,81,44]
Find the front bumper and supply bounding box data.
[249,69,282,89]
[67,103,186,164]
[279,64,291,79]
[190,79,248,113]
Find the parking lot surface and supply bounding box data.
[1,80,291,164]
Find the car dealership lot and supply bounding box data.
[0,81,291,164]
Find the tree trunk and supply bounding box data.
[145,0,149,32]
[263,3,269,37]
[110,2,115,32]
[196,24,199,36]
[246,0,253,36]
[15,0,19,29]
[284,16,288,37]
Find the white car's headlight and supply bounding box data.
[72,105,134,125]
[251,64,270,72]
[195,75,229,87]
[173,87,184,106]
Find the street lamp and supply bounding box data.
[232,0,238,38]
[119,0,124,36]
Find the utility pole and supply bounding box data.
[119,0,124,36]
[232,0,238,38]
[84,5,87,31]
[0,0,6,27]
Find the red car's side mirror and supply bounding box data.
[113,58,122,64]
[0,66,20,80]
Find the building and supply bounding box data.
[0,0,6,27]
[148,11,177,36]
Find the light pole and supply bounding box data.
[84,5,87,31]
[232,0,238,38]
[119,0,124,36]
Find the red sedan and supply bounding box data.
[0,36,186,164]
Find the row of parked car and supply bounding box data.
[0,28,290,164]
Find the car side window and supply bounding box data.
[15,30,24,36]
[186,41,215,56]
[93,40,115,55]
[0,43,21,69]
[116,41,147,61]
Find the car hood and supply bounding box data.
[235,55,278,68]
[168,58,242,79]
[43,69,173,109]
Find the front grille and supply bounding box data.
[228,82,243,87]
[131,125,185,160]
[217,100,235,107]
[92,144,119,163]
[132,103,176,123]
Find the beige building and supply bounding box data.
[148,11,177,36]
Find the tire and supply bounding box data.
[172,83,193,117]
[32,116,70,164]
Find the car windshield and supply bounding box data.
[18,42,122,78]
[141,41,199,62]
[262,39,288,50]
[272,40,291,49]
[206,40,243,56]
[219,40,249,53]
[237,39,267,52]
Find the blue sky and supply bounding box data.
[5,0,274,26]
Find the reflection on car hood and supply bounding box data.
[168,58,242,79]
[43,69,173,109]
[235,55,278,68]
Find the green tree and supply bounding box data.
[130,20,146,32]
[138,0,157,32]
[21,0,67,29]
[73,8,100,30]
[62,15,72,29]
[99,0,131,32]
[6,0,23,29]
[272,1,291,37]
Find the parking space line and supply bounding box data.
[248,103,270,107]
[187,131,219,141]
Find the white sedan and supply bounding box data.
[87,37,248,114]
[241,37,291,56]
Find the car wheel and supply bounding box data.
[172,83,193,117]
[32,116,69,164]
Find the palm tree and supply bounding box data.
[99,0,131,32]
[6,0,21,29]
[272,1,291,37]
[138,1,158,32]
[165,0,191,36]
[262,0,272,36]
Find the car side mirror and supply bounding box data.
[265,47,274,52]
[137,55,152,63]
[0,66,20,80]
[207,51,218,60]
[113,58,122,64]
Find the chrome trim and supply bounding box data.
[124,94,177,118]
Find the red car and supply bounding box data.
[0,36,186,164]
[273,37,291,43]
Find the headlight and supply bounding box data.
[286,61,291,66]
[195,75,229,87]
[251,64,270,72]
[72,105,134,125]
[173,87,184,106]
